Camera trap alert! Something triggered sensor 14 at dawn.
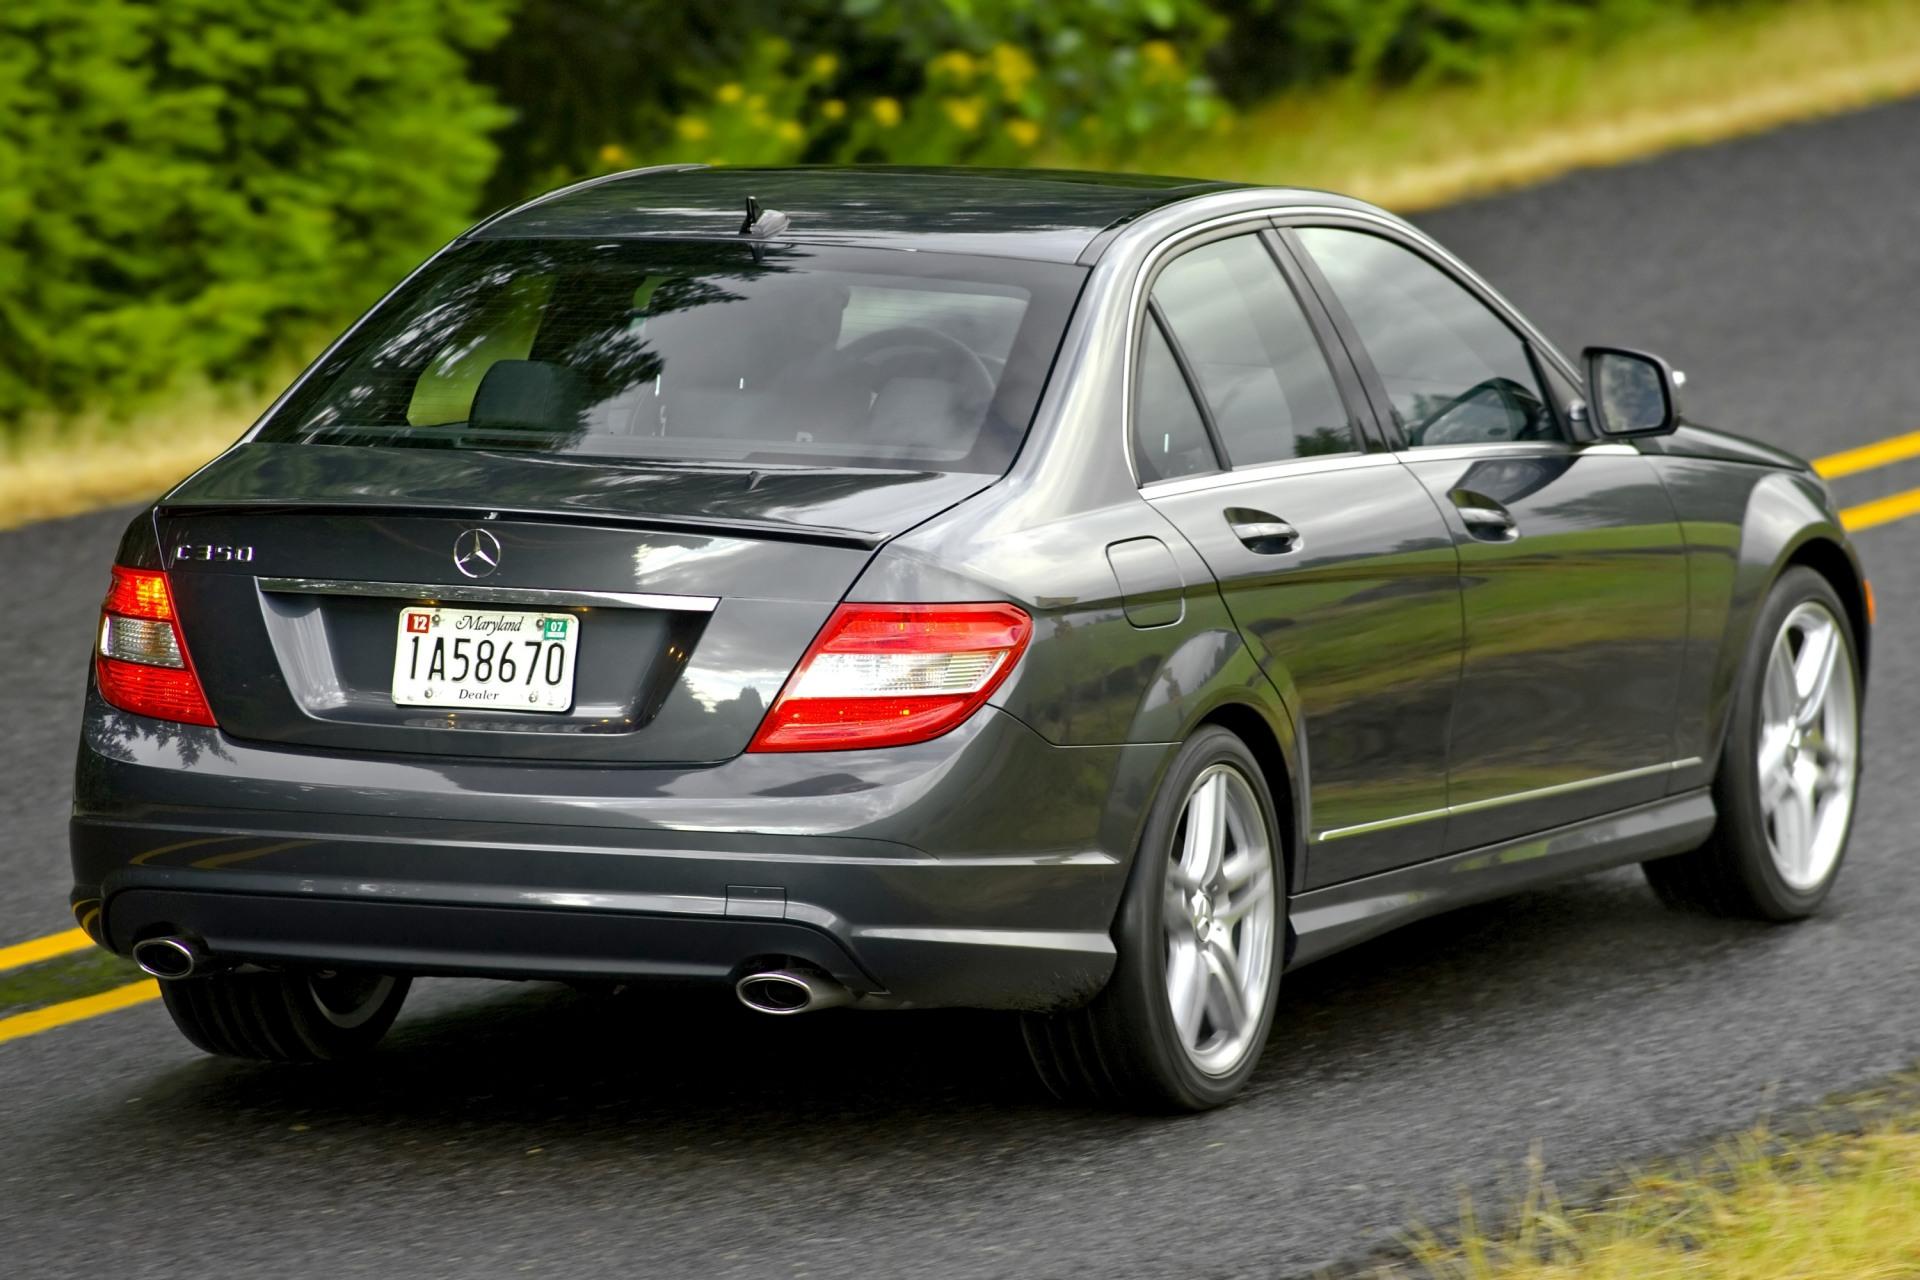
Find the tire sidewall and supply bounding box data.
[1718,566,1862,918]
[1105,726,1285,1109]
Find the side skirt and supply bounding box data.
[1285,789,1715,969]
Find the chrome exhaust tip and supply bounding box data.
[132,936,207,981]
[735,966,852,1015]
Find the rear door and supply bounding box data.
[1136,229,1465,885]
[1285,222,1689,850]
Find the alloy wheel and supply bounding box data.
[1162,764,1277,1077]
[1756,601,1858,891]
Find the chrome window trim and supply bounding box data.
[1117,200,1593,491]
[1139,449,1400,499]
[1120,209,1335,490]
[1272,207,1586,386]
[258,578,720,614]
[1314,757,1706,842]
[1388,441,1641,464]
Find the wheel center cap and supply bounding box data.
[1190,890,1213,940]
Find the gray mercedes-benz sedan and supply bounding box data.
[71,166,1867,1109]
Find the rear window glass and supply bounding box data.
[259,241,1086,474]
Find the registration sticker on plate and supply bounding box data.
[390,606,579,712]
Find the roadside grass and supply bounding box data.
[0,380,269,530]
[8,0,1920,530]
[1353,1080,1920,1280]
[1132,0,1920,212]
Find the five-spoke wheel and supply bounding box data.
[1023,725,1285,1110]
[1755,600,1858,892]
[1162,765,1278,1078]
[1645,566,1862,919]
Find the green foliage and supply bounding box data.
[0,0,512,427]
[1209,0,1711,99]
[0,0,1802,435]
[490,0,1231,187]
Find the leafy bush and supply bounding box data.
[488,0,1231,187]
[0,0,512,429]
[1209,0,1708,100]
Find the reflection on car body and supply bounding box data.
[71,166,1867,1110]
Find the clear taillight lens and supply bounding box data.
[747,603,1032,752]
[94,566,217,727]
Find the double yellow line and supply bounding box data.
[0,927,157,1047]
[1820,428,1920,532]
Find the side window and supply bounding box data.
[1296,228,1562,447]
[1151,235,1357,466]
[1133,318,1217,483]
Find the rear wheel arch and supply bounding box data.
[1192,701,1297,896]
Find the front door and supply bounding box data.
[1132,230,1464,884]
[1289,224,1689,851]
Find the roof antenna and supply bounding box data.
[739,195,790,239]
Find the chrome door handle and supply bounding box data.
[1456,505,1517,539]
[1227,517,1301,553]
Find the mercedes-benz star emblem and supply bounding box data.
[453,528,502,579]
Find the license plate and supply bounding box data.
[390,606,579,712]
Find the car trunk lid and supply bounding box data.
[154,444,990,763]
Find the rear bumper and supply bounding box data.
[71,695,1168,1009]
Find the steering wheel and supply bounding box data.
[834,326,997,409]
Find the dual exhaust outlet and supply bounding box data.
[131,935,215,981]
[734,964,852,1015]
[135,936,852,1014]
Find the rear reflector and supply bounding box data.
[748,603,1031,752]
[94,566,217,727]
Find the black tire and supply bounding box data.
[159,968,411,1063]
[1022,726,1286,1111]
[1643,566,1862,920]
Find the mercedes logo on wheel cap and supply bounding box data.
[453,528,502,579]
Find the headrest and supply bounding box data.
[468,360,589,432]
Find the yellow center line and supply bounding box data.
[1840,488,1920,534]
[0,979,159,1047]
[0,927,94,974]
[1810,429,1920,533]
[1814,428,1920,480]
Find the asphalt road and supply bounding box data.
[6,99,1920,1279]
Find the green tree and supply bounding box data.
[0,0,513,427]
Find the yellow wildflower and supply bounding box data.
[989,43,1035,99]
[942,96,984,133]
[810,52,839,79]
[1140,39,1182,83]
[674,116,710,142]
[597,142,631,166]
[820,98,847,122]
[871,96,902,128]
[775,120,805,144]
[930,49,977,83]
[1141,39,1180,69]
[715,82,744,105]
[1005,118,1041,148]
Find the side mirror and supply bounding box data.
[1582,346,1681,437]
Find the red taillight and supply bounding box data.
[94,566,217,727]
[747,603,1032,752]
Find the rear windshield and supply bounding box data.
[258,240,1085,474]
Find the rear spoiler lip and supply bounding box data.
[152,499,887,552]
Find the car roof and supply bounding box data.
[468,165,1257,264]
